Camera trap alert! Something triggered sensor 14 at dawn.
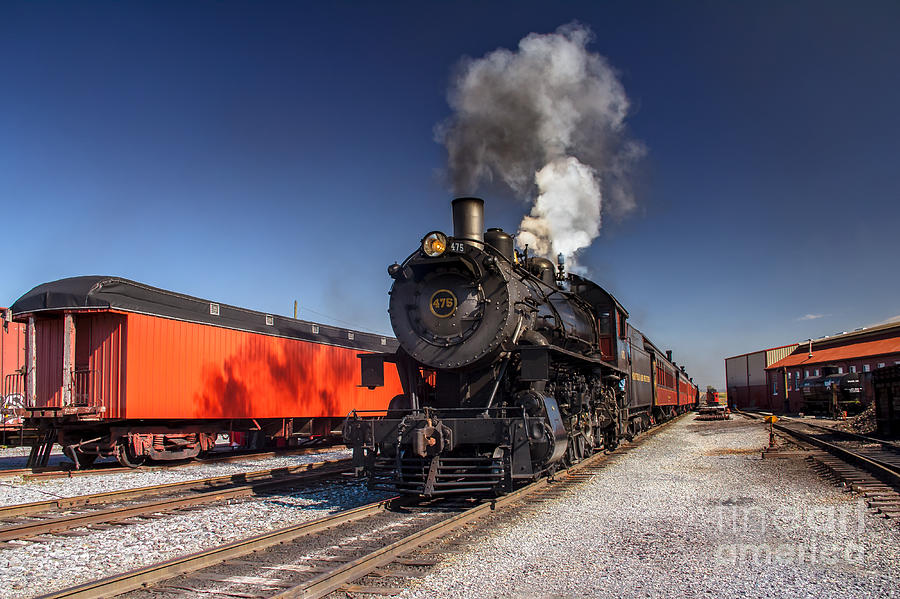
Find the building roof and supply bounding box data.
[766,336,900,370]
[10,276,397,353]
[803,320,900,347]
[724,343,799,361]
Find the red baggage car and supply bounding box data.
[8,276,403,467]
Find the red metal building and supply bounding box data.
[766,322,900,412]
[9,277,404,466]
[725,344,799,410]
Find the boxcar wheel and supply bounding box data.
[116,443,146,468]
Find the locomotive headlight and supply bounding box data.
[421,231,448,257]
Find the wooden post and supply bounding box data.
[62,313,75,406]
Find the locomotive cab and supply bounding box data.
[569,274,630,369]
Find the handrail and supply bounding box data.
[70,369,97,406]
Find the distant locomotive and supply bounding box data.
[697,388,729,420]
[800,366,863,414]
[706,389,727,406]
[344,198,696,496]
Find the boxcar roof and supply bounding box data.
[10,276,397,353]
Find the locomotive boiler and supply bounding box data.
[344,198,695,496]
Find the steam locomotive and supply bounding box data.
[344,198,696,496]
[800,366,864,414]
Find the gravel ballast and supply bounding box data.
[0,447,351,506]
[400,416,900,599]
[0,477,388,597]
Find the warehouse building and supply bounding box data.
[765,322,900,412]
[725,344,799,411]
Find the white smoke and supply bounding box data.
[437,23,643,263]
[517,157,601,257]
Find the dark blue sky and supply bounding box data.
[2,1,898,387]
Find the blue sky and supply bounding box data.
[2,1,898,388]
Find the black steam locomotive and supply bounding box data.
[344,198,695,496]
[800,366,864,414]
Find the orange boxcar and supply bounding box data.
[10,277,403,467]
[1,310,27,432]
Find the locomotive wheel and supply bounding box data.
[115,443,146,468]
[566,433,586,465]
[575,434,587,461]
[604,427,619,451]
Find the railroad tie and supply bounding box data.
[224,560,332,573]
[338,584,405,596]
[370,567,429,578]
[391,557,438,566]
[152,584,269,597]
[185,572,295,587]
[18,535,59,543]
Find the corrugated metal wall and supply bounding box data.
[726,351,767,409]
[766,344,799,366]
[122,313,403,419]
[747,352,767,386]
[725,355,749,388]
[725,345,800,411]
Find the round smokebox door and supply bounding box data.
[415,273,483,344]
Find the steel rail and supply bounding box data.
[0,460,351,542]
[0,463,124,479]
[39,412,686,599]
[0,458,349,519]
[773,422,900,488]
[273,412,688,599]
[35,497,404,599]
[0,444,346,480]
[784,420,900,452]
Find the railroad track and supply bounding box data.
[0,458,352,546]
[38,413,687,599]
[0,444,346,480]
[739,411,900,519]
[784,419,900,453]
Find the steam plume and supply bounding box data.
[437,23,643,263]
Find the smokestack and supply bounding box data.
[666,350,673,362]
[452,197,484,245]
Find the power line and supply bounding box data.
[295,305,391,337]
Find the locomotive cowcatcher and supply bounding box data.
[344,198,696,496]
